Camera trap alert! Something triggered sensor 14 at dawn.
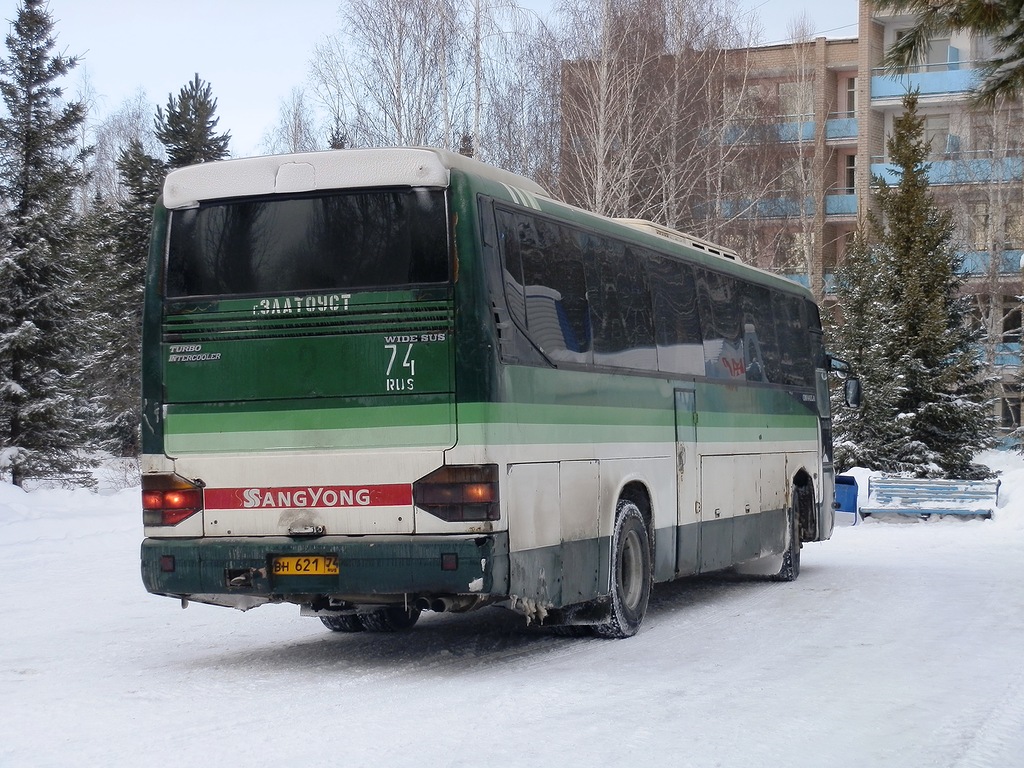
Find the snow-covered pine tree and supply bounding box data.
[0,0,92,487]
[76,194,121,450]
[154,74,231,168]
[830,91,994,478]
[104,141,165,456]
[829,231,910,471]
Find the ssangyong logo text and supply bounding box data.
[243,487,370,508]
[204,484,412,510]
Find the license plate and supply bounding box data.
[272,555,339,576]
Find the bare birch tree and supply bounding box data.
[310,0,467,149]
[781,14,817,281]
[83,89,160,203]
[262,87,322,154]
[660,0,769,243]
[556,0,783,244]
[557,0,675,217]
[479,8,562,188]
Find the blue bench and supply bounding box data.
[860,477,1000,519]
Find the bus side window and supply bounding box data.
[649,256,704,376]
[494,208,526,328]
[739,283,780,384]
[696,269,745,381]
[772,293,813,386]
[582,235,656,371]
[516,213,592,364]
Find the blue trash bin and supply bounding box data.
[834,474,859,525]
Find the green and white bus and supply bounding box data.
[141,147,857,638]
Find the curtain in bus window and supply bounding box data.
[582,236,656,370]
[771,293,814,386]
[695,269,746,380]
[515,213,592,364]
[806,299,827,368]
[165,189,448,297]
[648,256,704,376]
[495,208,526,327]
[739,283,781,384]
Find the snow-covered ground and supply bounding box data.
[2,454,1023,768]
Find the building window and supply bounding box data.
[968,202,1023,250]
[924,114,950,156]
[778,81,813,119]
[926,38,952,71]
[1002,299,1021,344]
[1007,207,1024,249]
[893,32,953,72]
[845,77,856,117]
[1001,394,1021,432]
[968,202,990,250]
[842,154,856,194]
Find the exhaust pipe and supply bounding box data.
[431,597,453,613]
[415,596,481,613]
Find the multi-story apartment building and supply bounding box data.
[558,0,1023,434]
[858,1,1023,432]
[732,37,860,300]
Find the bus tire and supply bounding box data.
[320,614,365,632]
[360,605,421,632]
[772,488,803,582]
[594,499,652,639]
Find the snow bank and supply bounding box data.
[0,480,139,545]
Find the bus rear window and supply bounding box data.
[166,188,449,297]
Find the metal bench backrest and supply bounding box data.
[862,477,999,518]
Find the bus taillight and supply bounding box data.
[413,464,499,522]
[142,475,204,526]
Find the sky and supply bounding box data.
[3,0,858,158]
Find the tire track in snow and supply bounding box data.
[948,669,1024,768]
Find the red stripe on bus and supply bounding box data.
[204,484,413,510]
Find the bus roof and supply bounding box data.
[161,147,550,209]
[614,219,742,262]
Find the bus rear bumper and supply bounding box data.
[141,533,510,608]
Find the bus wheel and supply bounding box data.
[772,488,803,582]
[594,499,652,639]
[320,614,365,632]
[360,605,422,632]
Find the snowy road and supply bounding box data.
[3,456,1024,768]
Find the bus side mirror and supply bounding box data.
[828,355,851,378]
[844,377,862,409]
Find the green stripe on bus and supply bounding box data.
[165,401,455,434]
[165,424,456,453]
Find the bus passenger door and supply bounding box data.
[674,387,700,575]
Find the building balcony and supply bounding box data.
[782,272,837,295]
[718,197,810,219]
[777,120,816,143]
[825,194,857,216]
[719,193,856,220]
[825,116,858,141]
[870,156,1024,186]
[959,250,1024,276]
[723,116,856,145]
[871,64,979,101]
[724,118,815,145]
[995,342,1021,367]
[976,342,1022,368]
